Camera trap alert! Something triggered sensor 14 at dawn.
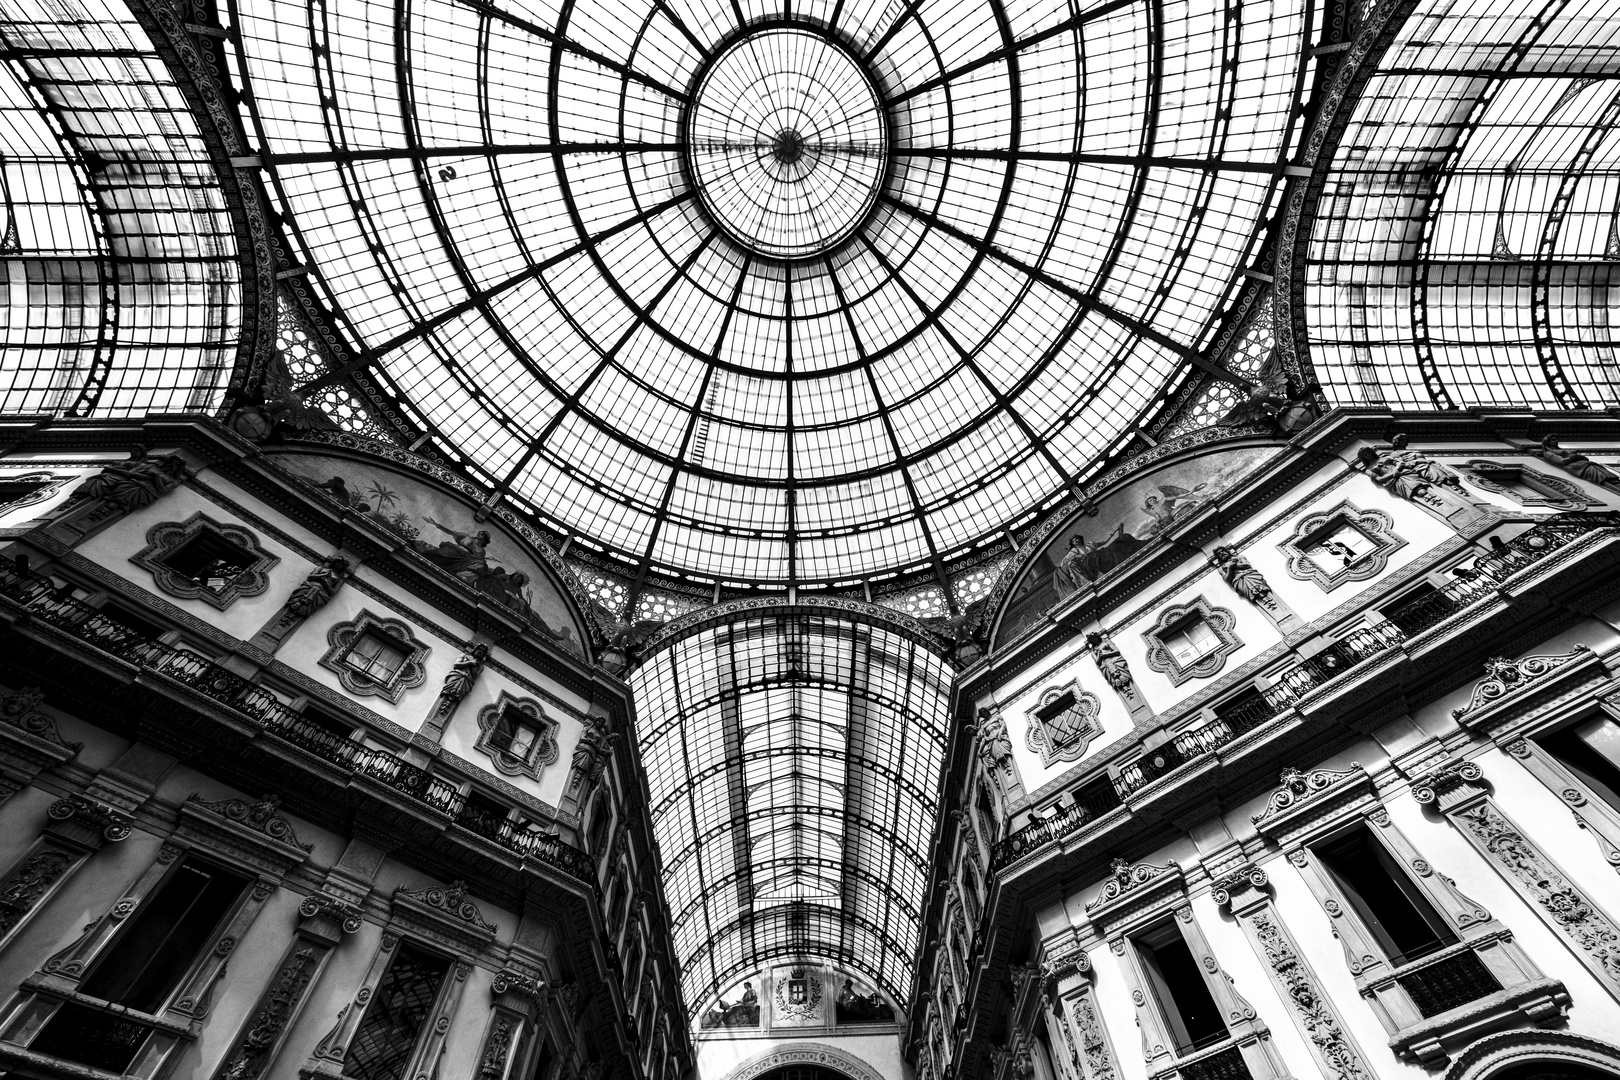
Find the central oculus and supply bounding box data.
[684,26,889,260]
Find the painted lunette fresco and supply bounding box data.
[995,444,1281,644]
[268,449,586,654]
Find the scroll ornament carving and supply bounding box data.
[299,893,364,934]
[1253,765,1362,824]
[285,556,350,618]
[47,794,132,841]
[1086,857,1179,912]
[1452,646,1592,719]
[188,793,313,851]
[218,946,320,1080]
[397,880,498,932]
[0,686,76,748]
[480,1015,514,1080]
[491,969,547,1001]
[1410,760,1486,807]
[0,849,75,937]
[1251,913,1368,1080]
[1074,994,1117,1080]
[1210,865,1269,907]
[1453,802,1620,987]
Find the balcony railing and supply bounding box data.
[991,513,1618,867]
[0,555,595,883]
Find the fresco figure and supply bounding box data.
[1139,483,1210,536]
[701,982,759,1028]
[1054,524,1148,595]
[836,978,895,1023]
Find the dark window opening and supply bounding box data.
[1213,686,1273,735]
[0,478,49,505]
[587,795,612,854]
[488,707,545,763]
[976,783,997,841]
[526,1038,554,1080]
[457,790,509,840]
[1313,826,1456,965]
[1132,921,1228,1054]
[1539,719,1620,814]
[30,858,249,1069]
[1380,581,1439,634]
[344,630,409,683]
[160,531,256,594]
[98,602,166,640]
[1036,691,1076,723]
[345,942,450,1080]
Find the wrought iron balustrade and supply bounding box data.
[988,513,1617,870]
[1397,949,1501,1018]
[1179,1046,1251,1080]
[0,555,594,882]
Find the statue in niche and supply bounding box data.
[69,447,188,512]
[836,977,895,1023]
[1521,434,1620,491]
[1087,630,1134,695]
[700,981,759,1028]
[285,556,350,618]
[433,642,490,720]
[1209,546,1272,606]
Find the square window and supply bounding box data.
[488,707,543,763]
[1306,519,1378,571]
[1162,616,1220,665]
[159,531,258,595]
[343,630,409,683]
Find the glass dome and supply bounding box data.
[225,0,1316,586]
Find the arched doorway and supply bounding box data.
[755,1067,859,1080]
[1492,1065,1620,1080]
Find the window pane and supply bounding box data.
[345,943,450,1080]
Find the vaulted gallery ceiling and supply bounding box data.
[2,0,1620,1032]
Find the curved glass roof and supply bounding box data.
[0,0,239,417]
[1301,0,1620,409]
[629,612,952,1011]
[224,0,1316,586]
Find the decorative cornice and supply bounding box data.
[185,794,312,852]
[1252,765,1364,825]
[1084,858,1183,924]
[0,686,78,749]
[393,880,498,940]
[1452,646,1594,720]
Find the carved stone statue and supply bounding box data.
[434,642,490,719]
[1086,631,1133,694]
[1523,434,1620,491]
[977,712,1013,776]
[1209,546,1271,605]
[285,556,350,618]
[69,448,189,512]
[569,714,616,800]
[1358,433,1463,501]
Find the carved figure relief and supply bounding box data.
[1279,501,1406,591]
[131,513,279,609]
[284,556,351,618]
[1141,597,1241,685]
[68,448,189,512]
[1025,682,1103,765]
[319,611,431,702]
[432,642,490,724]
[1519,434,1620,492]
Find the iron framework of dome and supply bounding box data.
[220,0,1321,592]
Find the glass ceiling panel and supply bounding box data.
[223,0,1315,586]
[0,0,239,418]
[1302,0,1620,410]
[629,613,952,1013]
